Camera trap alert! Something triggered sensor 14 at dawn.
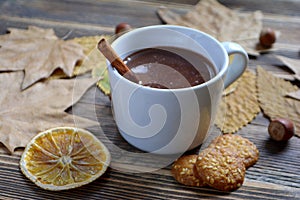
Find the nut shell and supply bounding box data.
[268,118,295,141]
[259,28,276,48]
[115,23,132,34]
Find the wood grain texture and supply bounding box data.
[219,0,300,16]
[0,0,300,199]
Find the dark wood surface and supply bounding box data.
[0,0,300,199]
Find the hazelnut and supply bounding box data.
[268,118,295,141]
[259,28,276,48]
[115,23,132,34]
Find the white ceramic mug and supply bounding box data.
[107,25,248,154]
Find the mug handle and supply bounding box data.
[221,42,248,88]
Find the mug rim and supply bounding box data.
[109,25,229,92]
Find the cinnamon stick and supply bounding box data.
[97,38,138,83]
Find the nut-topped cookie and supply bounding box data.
[195,148,246,191]
[209,134,259,168]
[171,155,206,187]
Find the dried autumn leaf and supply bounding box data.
[157,0,263,56]
[287,90,300,101]
[222,78,240,96]
[73,35,105,76]
[50,35,106,80]
[257,66,300,137]
[0,71,98,153]
[93,67,110,96]
[51,35,121,96]
[215,70,260,133]
[53,35,111,96]
[237,38,277,57]
[90,36,111,96]
[275,55,300,81]
[0,26,84,89]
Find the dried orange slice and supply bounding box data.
[20,127,110,191]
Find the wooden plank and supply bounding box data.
[0,15,114,37]
[1,0,299,45]
[135,0,200,5]
[0,0,300,199]
[0,162,299,200]
[1,0,299,46]
[0,0,178,29]
[1,151,300,199]
[219,0,300,16]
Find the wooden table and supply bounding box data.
[0,0,300,199]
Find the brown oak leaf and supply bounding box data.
[257,66,300,137]
[215,70,260,133]
[287,90,300,101]
[275,55,300,81]
[72,35,105,76]
[0,26,84,89]
[51,35,108,80]
[157,0,263,56]
[0,71,98,153]
[274,55,300,100]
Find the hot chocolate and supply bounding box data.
[123,47,216,89]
